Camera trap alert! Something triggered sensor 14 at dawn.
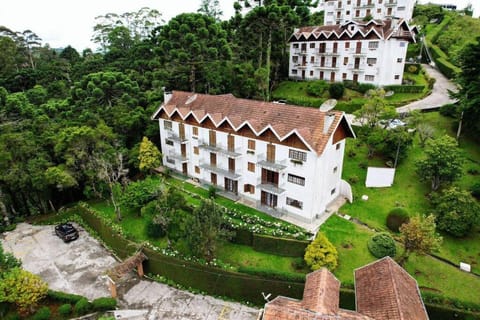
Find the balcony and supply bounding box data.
[256,153,287,172]
[313,64,339,70]
[256,177,286,195]
[384,1,397,6]
[317,51,340,56]
[166,131,188,144]
[167,151,188,163]
[198,141,242,158]
[352,51,367,57]
[199,162,241,180]
[348,65,365,72]
[294,49,308,55]
[294,63,308,69]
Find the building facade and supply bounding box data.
[323,0,416,25]
[288,19,416,86]
[152,91,355,223]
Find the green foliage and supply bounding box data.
[328,83,344,99]
[304,232,338,271]
[32,306,51,320]
[237,266,305,282]
[399,215,442,261]
[46,290,83,304]
[353,89,396,128]
[343,80,376,94]
[386,207,410,232]
[57,304,72,316]
[470,182,480,200]
[0,243,21,272]
[145,217,166,239]
[431,187,480,237]
[91,297,117,311]
[383,85,425,93]
[306,80,328,97]
[74,298,91,315]
[120,177,162,212]
[416,135,464,191]
[138,136,161,172]
[439,103,458,118]
[367,232,396,258]
[0,268,48,314]
[207,185,217,199]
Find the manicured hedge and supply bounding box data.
[232,228,253,246]
[237,266,306,282]
[252,234,310,257]
[383,85,425,93]
[47,290,84,304]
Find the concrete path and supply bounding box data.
[396,64,458,113]
[1,223,260,320]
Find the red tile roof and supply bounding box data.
[152,91,355,155]
[355,257,429,320]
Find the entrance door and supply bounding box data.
[211,173,217,185]
[261,191,277,208]
[353,74,359,83]
[182,163,188,176]
[224,178,238,195]
[267,144,275,163]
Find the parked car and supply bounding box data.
[388,119,406,129]
[55,223,79,242]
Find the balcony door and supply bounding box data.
[225,178,238,195]
[267,144,276,163]
[261,191,277,208]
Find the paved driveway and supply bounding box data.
[1,223,260,319]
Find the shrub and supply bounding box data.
[306,80,329,97]
[47,290,84,304]
[470,182,480,200]
[32,307,51,320]
[357,83,376,94]
[386,207,410,232]
[439,103,458,118]
[329,83,345,99]
[92,297,117,311]
[208,185,217,198]
[238,266,306,282]
[57,304,72,316]
[348,175,359,184]
[368,232,396,258]
[74,298,91,315]
[145,218,166,239]
[304,232,338,271]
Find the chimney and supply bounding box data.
[323,112,336,134]
[162,87,172,104]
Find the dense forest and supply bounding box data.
[0,0,478,222]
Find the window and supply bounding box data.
[164,120,172,131]
[244,184,255,194]
[398,6,405,11]
[331,188,336,195]
[193,146,199,155]
[166,157,175,164]
[310,70,314,76]
[394,74,400,80]
[365,75,375,81]
[336,142,341,150]
[378,0,382,3]
[287,197,303,209]
[248,162,255,172]
[292,69,298,74]
[342,73,347,80]
[288,174,305,186]
[192,126,198,136]
[293,43,299,48]
[345,42,350,49]
[368,41,379,49]
[310,43,315,48]
[343,57,348,65]
[333,166,338,173]
[289,149,307,162]
[397,58,403,63]
[310,56,315,63]
[165,139,174,146]
[292,56,298,63]
[399,42,406,48]
[367,57,377,65]
[355,10,360,17]
[377,8,381,13]
[195,166,200,174]
[346,10,350,15]
[248,139,256,150]
[320,71,324,80]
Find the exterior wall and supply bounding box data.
[323,0,415,25]
[289,37,407,86]
[158,118,346,222]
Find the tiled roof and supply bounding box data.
[355,257,429,320]
[289,19,415,42]
[262,258,428,320]
[152,91,355,155]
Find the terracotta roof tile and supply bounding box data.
[302,269,340,314]
[153,91,354,155]
[354,257,429,320]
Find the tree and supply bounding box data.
[0,243,21,272]
[187,199,224,261]
[93,151,129,221]
[417,123,435,147]
[304,232,338,271]
[198,0,224,21]
[368,232,396,258]
[120,177,162,213]
[454,37,480,141]
[353,89,396,128]
[138,137,162,173]
[0,268,48,314]
[415,135,464,191]
[399,215,442,265]
[431,187,480,237]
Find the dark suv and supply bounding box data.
[55,223,79,242]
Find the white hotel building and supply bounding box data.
[152,91,355,223]
[288,19,417,86]
[323,0,416,25]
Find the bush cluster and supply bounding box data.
[238,266,306,282]
[32,307,51,320]
[57,304,72,316]
[92,297,117,311]
[47,290,84,304]
[74,298,91,315]
[367,232,396,258]
[306,80,329,97]
[386,207,410,232]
